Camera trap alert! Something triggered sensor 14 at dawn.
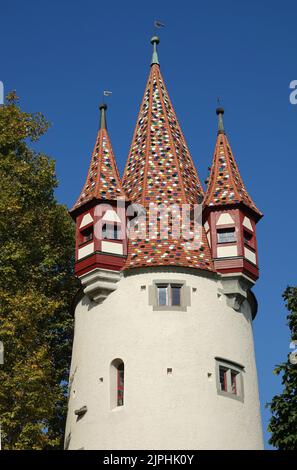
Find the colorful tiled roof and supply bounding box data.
[204,108,262,218]
[71,104,125,212]
[122,37,213,271]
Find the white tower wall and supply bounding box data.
[65,268,263,450]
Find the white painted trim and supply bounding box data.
[217,245,238,258]
[216,213,235,225]
[102,210,121,223]
[79,213,94,229]
[243,217,253,231]
[78,242,94,259]
[244,247,256,264]
[101,241,123,255]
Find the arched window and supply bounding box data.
[110,359,124,409]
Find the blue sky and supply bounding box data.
[1,0,297,449]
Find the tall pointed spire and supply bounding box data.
[123,37,204,206]
[204,107,262,218]
[71,103,125,213]
[122,37,213,271]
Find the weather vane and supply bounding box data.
[154,20,165,34]
[102,90,112,104]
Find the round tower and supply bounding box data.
[65,38,264,450]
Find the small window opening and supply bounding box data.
[157,284,182,307]
[243,230,253,245]
[231,370,238,395]
[117,363,124,406]
[110,359,124,409]
[217,360,243,400]
[80,226,93,244]
[171,285,181,306]
[219,366,228,392]
[102,223,120,240]
[217,228,236,244]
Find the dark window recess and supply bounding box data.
[217,228,236,244]
[231,371,238,395]
[243,230,253,244]
[117,363,124,407]
[157,285,168,306]
[219,366,228,392]
[219,364,240,396]
[102,223,121,240]
[171,285,181,306]
[81,226,93,243]
[157,284,182,307]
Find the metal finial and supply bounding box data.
[151,36,160,66]
[99,103,107,130]
[216,106,225,134]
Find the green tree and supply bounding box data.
[0,92,78,449]
[267,286,297,450]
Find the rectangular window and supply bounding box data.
[217,228,236,244]
[157,284,182,307]
[157,285,168,306]
[80,226,93,244]
[216,359,244,401]
[231,370,238,395]
[243,230,253,245]
[219,366,228,392]
[171,285,181,306]
[102,223,120,240]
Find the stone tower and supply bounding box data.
[65,37,263,450]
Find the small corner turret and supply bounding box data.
[69,103,127,302]
[203,107,263,311]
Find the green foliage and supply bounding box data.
[0,92,79,449]
[267,286,297,450]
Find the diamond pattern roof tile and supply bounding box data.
[122,51,213,272]
[204,119,262,219]
[71,106,125,212]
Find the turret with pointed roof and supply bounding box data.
[203,107,262,282]
[70,104,127,278]
[204,107,262,219]
[122,37,213,271]
[71,103,125,215]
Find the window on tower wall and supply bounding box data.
[157,284,182,307]
[80,226,93,244]
[149,280,191,311]
[243,229,255,249]
[219,366,228,392]
[110,359,124,409]
[102,223,120,240]
[216,358,244,401]
[117,362,124,406]
[217,228,236,244]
